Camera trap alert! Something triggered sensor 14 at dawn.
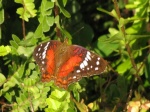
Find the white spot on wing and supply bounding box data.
[38,48,41,51]
[42,50,46,59]
[42,61,45,64]
[42,54,46,59]
[76,70,81,73]
[87,51,91,55]
[41,42,51,59]
[47,41,50,45]
[73,76,76,79]
[80,63,84,69]
[98,57,100,60]
[44,43,49,50]
[95,67,99,70]
[86,52,91,61]
[83,60,88,66]
[96,61,100,65]
[85,57,88,61]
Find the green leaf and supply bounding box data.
[46,97,61,110]
[42,17,50,32]
[29,63,35,70]
[5,93,12,102]
[10,40,18,49]
[57,0,71,18]
[26,2,36,13]
[45,1,54,10]
[12,35,21,43]
[0,46,11,56]
[0,73,6,86]
[16,1,37,21]
[107,30,125,46]
[60,28,72,40]
[38,0,55,34]
[23,77,37,87]
[19,33,37,46]
[16,8,28,21]
[17,46,34,57]
[10,46,18,55]
[73,99,88,112]
[17,64,26,78]
[117,59,132,74]
[0,2,4,24]
[50,89,68,99]
[45,90,70,111]
[46,16,55,27]
[93,35,120,56]
[97,7,114,17]
[38,9,54,32]
[63,0,68,6]
[126,34,150,43]
[15,0,23,4]
[29,86,39,95]
[3,76,18,93]
[125,4,137,9]
[60,7,71,18]
[34,24,43,38]
[32,99,40,110]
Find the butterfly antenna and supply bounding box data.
[72,26,84,37]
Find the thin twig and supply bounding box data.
[54,3,62,41]
[112,0,125,36]
[29,95,34,112]
[112,0,144,110]
[113,0,141,81]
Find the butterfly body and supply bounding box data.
[54,43,72,70]
[33,40,107,89]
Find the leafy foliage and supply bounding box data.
[0,0,150,111]
[0,46,11,56]
[15,0,37,21]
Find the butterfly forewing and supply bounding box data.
[74,46,107,76]
[33,41,62,81]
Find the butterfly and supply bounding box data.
[33,40,107,89]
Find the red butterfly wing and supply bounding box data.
[55,45,107,89]
[33,40,62,82]
[34,40,107,89]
